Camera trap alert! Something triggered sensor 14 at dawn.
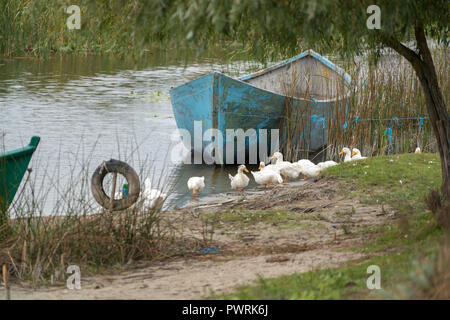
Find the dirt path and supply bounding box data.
[8,178,396,300]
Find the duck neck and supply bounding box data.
[345,152,352,161]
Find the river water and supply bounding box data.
[0,54,268,213]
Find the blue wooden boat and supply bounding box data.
[170,50,351,164]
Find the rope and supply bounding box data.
[418,117,424,133]
[202,108,440,152]
[339,115,433,153]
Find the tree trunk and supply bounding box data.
[413,27,450,200]
[383,27,450,200]
[417,62,450,200]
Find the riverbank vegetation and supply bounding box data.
[214,153,449,299]
[0,0,159,57]
[327,50,447,157]
[0,0,235,60]
[0,141,203,283]
[280,48,449,163]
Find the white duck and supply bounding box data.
[415,147,422,154]
[316,160,338,169]
[187,176,205,197]
[351,148,367,160]
[295,159,316,168]
[299,164,322,179]
[142,178,166,210]
[292,159,316,180]
[228,165,250,193]
[258,161,280,173]
[270,152,301,181]
[339,147,353,162]
[251,169,283,188]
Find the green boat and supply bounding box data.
[0,136,40,213]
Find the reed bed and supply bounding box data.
[280,48,449,162]
[0,0,171,57]
[0,135,204,284]
[279,63,313,161]
[0,0,234,59]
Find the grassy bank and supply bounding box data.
[214,153,449,299]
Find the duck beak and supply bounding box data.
[339,150,344,155]
[244,168,249,173]
[352,151,356,156]
[258,164,263,170]
[418,150,422,154]
[270,155,276,160]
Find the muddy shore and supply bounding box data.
[8,177,397,299]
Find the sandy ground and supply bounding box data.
[5,177,396,300]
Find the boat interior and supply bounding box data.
[242,55,351,101]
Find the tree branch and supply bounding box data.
[381,34,422,68]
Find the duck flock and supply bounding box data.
[187,147,369,197]
[97,146,423,212]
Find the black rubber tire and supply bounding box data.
[91,159,140,211]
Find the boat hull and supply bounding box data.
[170,51,350,164]
[0,136,40,212]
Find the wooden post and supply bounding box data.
[2,264,10,300]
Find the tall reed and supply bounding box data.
[280,48,449,161]
[0,0,170,57]
[0,135,203,283]
[0,0,236,59]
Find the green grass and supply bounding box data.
[321,153,441,210]
[212,153,447,299]
[214,252,408,299]
[204,209,320,229]
[325,153,443,255]
[214,237,444,300]
[356,211,443,254]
